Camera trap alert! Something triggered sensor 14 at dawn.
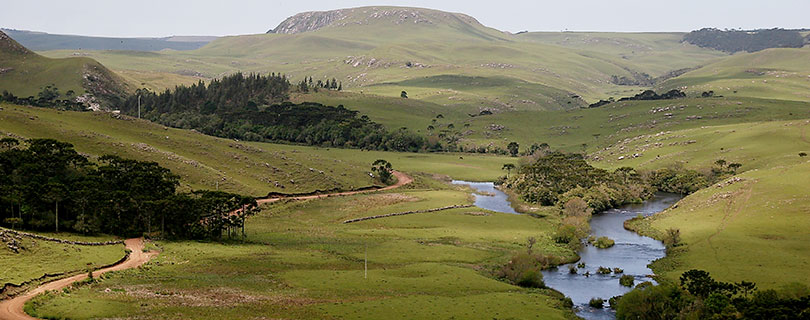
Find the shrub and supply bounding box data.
[619,275,635,287]
[597,266,612,274]
[663,228,681,248]
[563,197,592,217]
[589,297,605,308]
[553,225,579,244]
[562,297,574,308]
[497,252,546,288]
[613,268,624,274]
[608,296,621,309]
[592,236,615,248]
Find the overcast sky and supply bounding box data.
[2,0,808,37]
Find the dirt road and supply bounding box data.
[0,238,157,320]
[257,170,413,205]
[0,171,412,319]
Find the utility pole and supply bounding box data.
[364,244,367,279]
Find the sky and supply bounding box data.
[2,0,809,37]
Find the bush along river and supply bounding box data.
[453,180,681,320]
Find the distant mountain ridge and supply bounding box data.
[267,6,488,35]
[1,29,216,51]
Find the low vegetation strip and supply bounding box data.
[0,228,123,247]
[0,249,128,298]
[342,204,473,224]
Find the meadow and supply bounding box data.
[613,119,810,289]
[25,177,576,319]
[0,231,125,290]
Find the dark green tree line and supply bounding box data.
[0,138,258,240]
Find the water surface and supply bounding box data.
[451,180,518,214]
[452,180,681,319]
[542,192,681,319]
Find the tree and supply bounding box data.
[502,163,516,178]
[563,197,592,217]
[507,142,519,157]
[400,91,408,98]
[728,163,742,173]
[800,152,808,157]
[371,159,393,184]
[714,159,727,169]
[43,182,67,232]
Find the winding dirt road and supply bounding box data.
[256,170,413,205]
[0,171,412,320]
[0,238,157,320]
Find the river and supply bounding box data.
[453,180,681,320]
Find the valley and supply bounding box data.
[1,4,809,319]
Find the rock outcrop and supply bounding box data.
[267,6,483,34]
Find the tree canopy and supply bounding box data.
[0,138,257,240]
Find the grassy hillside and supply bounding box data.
[295,90,810,154]
[0,30,129,103]
[659,47,810,102]
[612,119,810,289]
[516,32,727,77]
[36,7,723,108]
[0,103,376,196]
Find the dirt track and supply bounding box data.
[0,238,157,320]
[257,170,413,205]
[0,171,412,320]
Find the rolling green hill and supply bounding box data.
[613,119,810,289]
[0,103,376,196]
[0,30,129,105]
[36,6,724,109]
[658,47,810,102]
[516,32,727,77]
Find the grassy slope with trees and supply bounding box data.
[0,103,376,196]
[36,7,724,105]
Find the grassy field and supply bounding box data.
[648,160,810,289]
[614,119,810,289]
[26,177,575,319]
[1,232,125,287]
[658,47,810,102]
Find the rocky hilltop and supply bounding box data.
[267,6,484,34]
[0,30,33,56]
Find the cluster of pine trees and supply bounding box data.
[0,138,258,240]
[120,72,430,152]
[297,76,342,93]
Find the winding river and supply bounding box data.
[453,180,681,320]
